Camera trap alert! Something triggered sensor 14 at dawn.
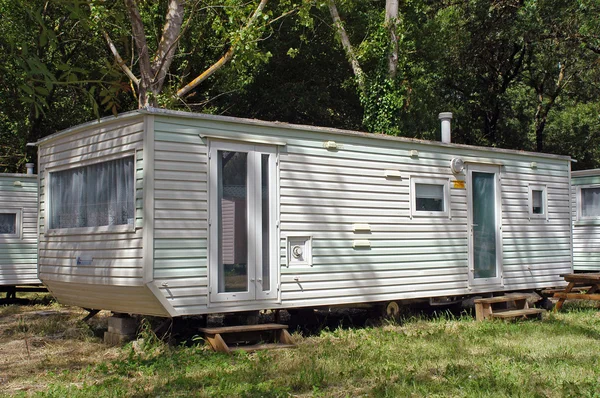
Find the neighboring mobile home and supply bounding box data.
[34,109,572,317]
[0,167,40,288]
[571,169,600,272]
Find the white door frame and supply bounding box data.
[208,140,279,303]
[466,164,503,287]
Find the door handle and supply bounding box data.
[257,278,262,283]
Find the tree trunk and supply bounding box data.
[327,0,365,91]
[124,0,184,108]
[534,63,567,152]
[385,0,399,77]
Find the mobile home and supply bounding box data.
[0,167,40,289]
[34,109,572,317]
[571,169,600,272]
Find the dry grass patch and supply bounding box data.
[0,302,119,395]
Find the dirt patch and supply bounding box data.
[0,303,120,394]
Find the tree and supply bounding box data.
[0,0,129,172]
[89,0,306,109]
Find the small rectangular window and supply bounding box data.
[581,187,600,218]
[410,177,450,218]
[0,213,17,235]
[415,184,445,212]
[532,190,544,214]
[0,209,22,239]
[529,185,547,220]
[49,156,135,230]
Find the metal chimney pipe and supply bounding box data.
[439,112,453,144]
[25,163,34,175]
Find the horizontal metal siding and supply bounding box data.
[571,178,600,271]
[501,164,572,287]
[38,118,146,299]
[0,175,39,285]
[152,120,209,315]
[149,115,571,314]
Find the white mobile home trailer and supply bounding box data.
[0,169,40,288]
[34,109,572,317]
[571,169,600,272]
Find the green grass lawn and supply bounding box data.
[6,303,600,397]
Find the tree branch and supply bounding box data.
[327,0,365,91]
[102,31,139,86]
[176,0,268,99]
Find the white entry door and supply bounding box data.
[467,164,503,286]
[209,141,278,303]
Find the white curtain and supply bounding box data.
[49,157,134,229]
[0,213,16,234]
[582,187,600,217]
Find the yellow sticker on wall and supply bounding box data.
[453,180,466,189]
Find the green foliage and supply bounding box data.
[2,0,600,170]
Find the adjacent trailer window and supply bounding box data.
[579,186,600,219]
[528,185,547,220]
[48,156,135,230]
[0,209,21,239]
[410,177,450,218]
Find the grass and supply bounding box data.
[2,301,600,397]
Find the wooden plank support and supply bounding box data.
[474,294,544,321]
[198,323,295,353]
[553,282,575,312]
[204,333,231,353]
[541,287,590,295]
[553,293,600,301]
[490,308,545,319]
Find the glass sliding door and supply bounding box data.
[467,165,502,286]
[209,142,278,303]
[217,150,249,294]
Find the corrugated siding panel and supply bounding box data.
[571,177,600,271]
[501,166,572,287]
[150,115,572,314]
[279,140,569,308]
[0,175,39,285]
[152,119,209,315]
[38,118,146,293]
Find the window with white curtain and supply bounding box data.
[0,209,20,238]
[410,177,450,217]
[49,156,135,229]
[581,186,600,218]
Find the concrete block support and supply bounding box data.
[104,315,139,345]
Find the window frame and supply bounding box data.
[577,184,600,221]
[45,152,137,235]
[410,176,451,218]
[0,208,22,241]
[528,184,548,220]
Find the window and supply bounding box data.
[528,185,547,219]
[580,186,600,219]
[416,184,444,212]
[49,156,135,230]
[0,209,21,239]
[410,177,450,217]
